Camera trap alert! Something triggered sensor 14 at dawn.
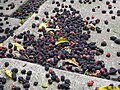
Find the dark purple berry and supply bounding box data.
[4,62,9,67]
[110,36,117,41]
[18,76,24,83]
[109,67,117,75]
[48,79,53,85]
[101,41,107,46]
[33,82,38,86]
[45,65,49,71]
[118,69,120,74]
[102,10,106,14]
[11,68,18,73]
[45,73,50,78]
[1,77,6,84]
[21,69,26,74]
[117,52,120,57]
[65,79,70,84]
[104,20,108,25]
[32,23,36,28]
[12,72,17,81]
[26,76,31,80]
[61,75,65,81]
[27,71,32,76]
[106,1,110,5]
[114,39,120,44]
[35,16,39,20]
[23,83,30,88]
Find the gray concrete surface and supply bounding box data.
[0,17,20,37]
[0,0,120,89]
[0,0,27,15]
[0,58,119,90]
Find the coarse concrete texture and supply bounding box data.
[0,58,120,90]
[0,17,20,35]
[0,0,27,15]
[0,0,120,89]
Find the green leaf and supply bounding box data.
[41,83,48,88]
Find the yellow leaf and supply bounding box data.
[49,31,54,36]
[98,86,120,90]
[20,19,25,24]
[64,58,79,67]
[41,83,48,88]
[12,43,25,51]
[0,43,3,47]
[4,68,12,78]
[55,37,69,45]
[38,23,60,32]
[38,23,48,29]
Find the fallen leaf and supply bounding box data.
[46,28,60,32]
[39,23,60,32]
[49,31,54,36]
[84,69,89,75]
[98,86,120,90]
[89,23,95,31]
[64,58,79,67]
[41,83,48,88]
[4,68,12,78]
[89,72,97,77]
[12,43,25,51]
[38,23,48,29]
[55,37,69,45]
